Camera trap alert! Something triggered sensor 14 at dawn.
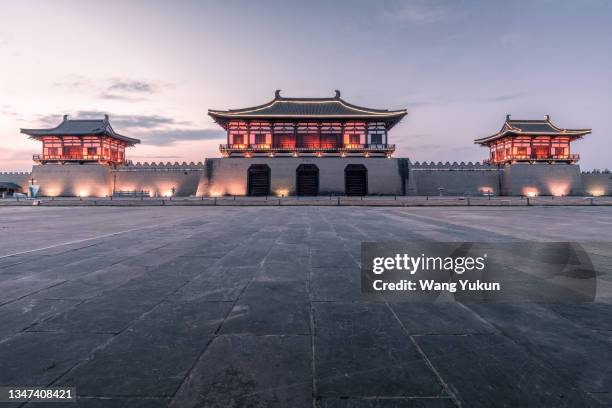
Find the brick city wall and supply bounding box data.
[407,162,501,196]
[501,163,583,196]
[5,159,608,197]
[581,171,612,197]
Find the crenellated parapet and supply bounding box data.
[582,169,611,174]
[113,161,205,172]
[410,161,500,171]
[0,171,32,175]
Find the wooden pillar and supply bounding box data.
[246,121,251,148]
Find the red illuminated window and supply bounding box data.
[255,134,266,145]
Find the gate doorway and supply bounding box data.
[296,164,319,196]
[247,164,271,196]
[345,164,367,196]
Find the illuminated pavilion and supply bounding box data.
[208,90,407,158]
[21,115,140,165]
[475,115,591,165]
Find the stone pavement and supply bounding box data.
[0,206,611,407]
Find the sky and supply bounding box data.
[1,0,611,171]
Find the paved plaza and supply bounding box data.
[1,206,612,407]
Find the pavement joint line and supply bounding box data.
[305,221,318,408]
[0,214,209,259]
[386,303,462,407]
[47,269,200,391]
[324,206,465,405]
[169,214,279,403]
[0,280,68,308]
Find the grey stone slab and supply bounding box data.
[171,266,257,302]
[120,248,185,268]
[265,243,310,263]
[469,303,612,392]
[31,275,186,333]
[0,298,80,341]
[254,261,308,283]
[220,281,310,335]
[0,276,66,305]
[549,302,612,330]
[590,392,612,406]
[0,332,112,387]
[415,333,601,407]
[319,398,456,408]
[311,267,363,301]
[217,239,275,267]
[32,265,148,301]
[183,244,239,258]
[311,249,358,268]
[145,256,219,281]
[170,334,312,408]
[57,300,231,397]
[314,302,443,397]
[390,302,495,335]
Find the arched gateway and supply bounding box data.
[247,164,271,196]
[345,164,367,196]
[296,164,319,196]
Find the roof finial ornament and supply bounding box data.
[544,114,550,121]
[334,90,341,98]
[275,89,282,99]
[506,114,511,121]
[63,114,68,121]
[104,114,109,121]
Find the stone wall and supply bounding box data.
[408,161,501,196]
[581,171,612,196]
[201,157,408,196]
[31,164,112,197]
[0,171,31,192]
[9,159,610,198]
[502,163,583,196]
[113,162,204,197]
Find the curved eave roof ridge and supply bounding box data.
[474,128,592,144]
[208,96,407,117]
[21,118,140,145]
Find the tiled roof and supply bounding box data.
[475,115,591,144]
[21,115,140,145]
[208,90,407,128]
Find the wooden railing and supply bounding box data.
[485,153,580,164]
[220,144,395,152]
[33,154,125,162]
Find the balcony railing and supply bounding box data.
[485,154,580,164]
[33,154,124,163]
[220,144,396,153]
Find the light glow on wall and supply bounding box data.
[523,187,538,197]
[548,182,570,197]
[588,189,604,197]
[275,188,289,197]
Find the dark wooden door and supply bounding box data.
[247,164,270,196]
[296,164,319,196]
[345,164,367,196]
